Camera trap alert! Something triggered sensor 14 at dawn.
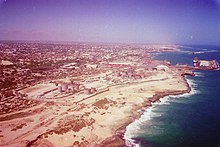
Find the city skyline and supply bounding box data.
[0,0,220,45]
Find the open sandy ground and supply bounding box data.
[0,71,190,147]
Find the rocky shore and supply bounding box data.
[100,76,191,147]
[0,70,191,147]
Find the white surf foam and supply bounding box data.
[123,78,198,146]
[186,78,200,95]
[154,96,170,105]
[194,72,205,77]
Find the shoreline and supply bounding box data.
[100,76,191,147]
[0,71,192,146]
[1,42,219,147]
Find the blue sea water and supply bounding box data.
[124,45,220,147]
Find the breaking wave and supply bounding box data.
[123,78,198,146]
[194,72,205,77]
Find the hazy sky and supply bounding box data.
[0,0,220,45]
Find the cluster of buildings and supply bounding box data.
[113,68,145,79]
[57,82,80,93]
[55,81,97,95]
[0,41,179,113]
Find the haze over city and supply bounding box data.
[0,0,220,45]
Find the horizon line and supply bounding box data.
[1,39,220,46]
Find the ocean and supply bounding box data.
[124,45,220,147]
